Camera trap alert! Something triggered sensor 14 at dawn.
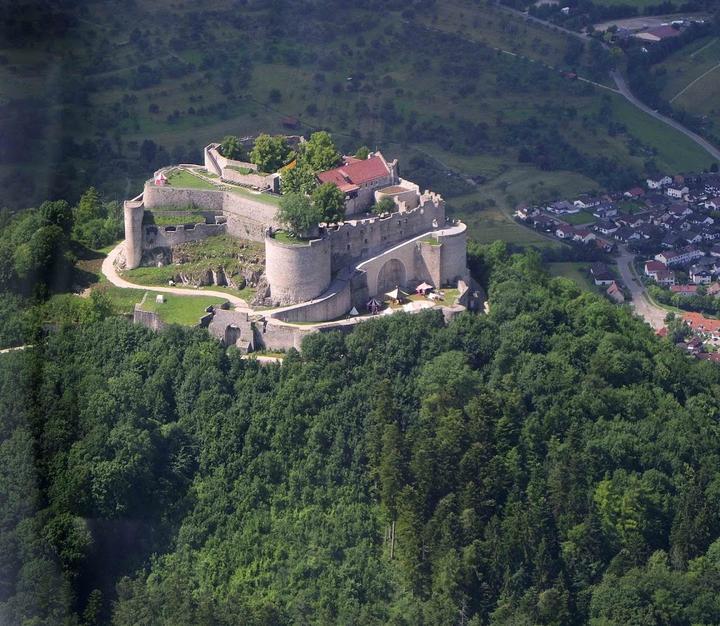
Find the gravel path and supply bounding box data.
[102,243,252,310]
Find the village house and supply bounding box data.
[591,262,615,286]
[595,220,618,236]
[655,269,676,286]
[703,196,720,210]
[592,202,618,219]
[531,215,555,231]
[646,175,673,189]
[614,227,641,243]
[514,205,539,220]
[683,231,704,246]
[547,200,578,215]
[707,282,720,297]
[689,214,714,227]
[668,203,693,218]
[606,281,625,303]
[683,312,720,345]
[655,247,704,266]
[555,224,576,239]
[644,260,667,277]
[624,186,645,199]
[644,192,669,210]
[670,284,699,296]
[573,228,596,244]
[666,185,689,199]
[689,265,713,284]
[661,232,682,248]
[595,237,615,253]
[573,197,601,210]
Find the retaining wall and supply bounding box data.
[269,270,353,323]
[133,306,165,331]
[143,184,226,211]
[206,144,273,188]
[255,321,317,351]
[142,222,227,250]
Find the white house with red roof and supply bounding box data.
[644,259,666,278]
[316,152,398,216]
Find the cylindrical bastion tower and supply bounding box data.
[264,235,332,305]
[124,199,145,269]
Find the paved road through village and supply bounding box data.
[616,246,667,330]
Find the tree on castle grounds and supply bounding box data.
[219,135,244,161]
[355,145,370,159]
[312,182,345,223]
[372,197,395,215]
[301,131,341,171]
[280,161,317,195]
[277,192,323,236]
[250,134,291,173]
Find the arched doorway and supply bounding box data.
[377,258,406,294]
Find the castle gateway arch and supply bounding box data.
[376,258,407,294]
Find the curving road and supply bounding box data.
[495,2,720,163]
[615,245,667,330]
[102,243,252,310]
[611,71,720,162]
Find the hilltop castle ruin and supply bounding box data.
[123,141,470,324]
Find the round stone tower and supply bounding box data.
[124,200,144,269]
[264,235,332,304]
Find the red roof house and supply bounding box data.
[317,155,391,194]
[645,260,666,276]
[671,284,699,296]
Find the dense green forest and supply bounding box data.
[3,243,720,625]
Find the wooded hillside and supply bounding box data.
[2,243,720,625]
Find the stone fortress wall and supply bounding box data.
[204,143,279,190]
[125,179,283,267]
[123,146,470,323]
[264,189,450,306]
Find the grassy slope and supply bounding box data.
[657,36,720,130]
[547,261,595,291]
[1,0,714,247]
[139,293,226,325]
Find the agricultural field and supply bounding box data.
[2,0,715,225]
[656,36,720,137]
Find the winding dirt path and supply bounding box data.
[102,243,252,310]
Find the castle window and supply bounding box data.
[364,238,368,244]
[347,244,351,250]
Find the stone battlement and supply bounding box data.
[123,148,469,321]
